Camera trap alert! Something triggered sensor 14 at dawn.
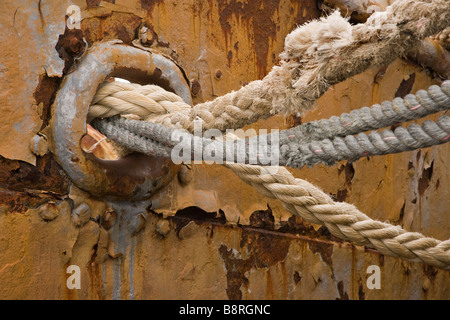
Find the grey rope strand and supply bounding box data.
[96,81,450,145]
[92,114,450,168]
[280,81,450,144]
[91,81,450,166]
[281,115,450,168]
[95,119,173,158]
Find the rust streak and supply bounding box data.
[216,0,281,78]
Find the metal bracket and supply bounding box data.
[50,40,191,200]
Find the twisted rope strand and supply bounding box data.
[93,113,450,167]
[281,115,450,168]
[281,81,450,144]
[90,80,450,154]
[95,119,173,158]
[88,82,191,122]
[86,0,450,270]
[224,163,450,270]
[87,0,450,132]
[92,106,450,270]
[93,105,450,169]
[90,107,450,268]
[91,92,450,270]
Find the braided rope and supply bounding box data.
[224,163,450,270]
[281,81,450,144]
[85,0,450,269]
[92,81,450,168]
[89,76,450,145]
[88,82,191,122]
[93,117,173,158]
[91,85,450,269]
[281,115,450,168]
[87,0,450,132]
[93,113,450,168]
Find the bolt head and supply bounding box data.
[101,208,117,230]
[72,203,91,227]
[129,213,146,236]
[156,219,170,237]
[190,79,201,96]
[39,201,59,221]
[30,134,48,156]
[178,165,193,185]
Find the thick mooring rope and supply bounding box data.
[86,0,450,270]
[224,164,450,270]
[94,113,450,167]
[92,81,450,168]
[88,82,191,122]
[88,0,450,132]
[93,121,450,270]
[91,81,450,270]
[91,80,450,145]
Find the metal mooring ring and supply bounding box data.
[51,41,190,200]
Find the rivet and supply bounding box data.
[101,208,117,230]
[178,221,197,240]
[39,201,59,221]
[129,213,146,236]
[30,134,48,156]
[72,203,91,227]
[178,164,193,185]
[156,219,170,237]
[190,79,201,97]
[140,26,156,45]
[215,69,222,80]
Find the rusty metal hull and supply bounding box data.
[0,0,448,299]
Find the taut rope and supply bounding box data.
[92,82,450,168]
[84,0,450,270]
[91,80,450,271]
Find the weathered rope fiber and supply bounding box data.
[91,80,450,144]
[88,82,191,122]
[86,0,450,269]
[91,89,450,270]
[92,81,450,168]
[280,81,450,144]
[224,163,450,270]
[93,113,450,168]
[88,0,450,132]
[432,27,450,50]
[93,117,173,158]
[282,115,450,168]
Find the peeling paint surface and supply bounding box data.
[0,0,449,299]
[0,0,83,164]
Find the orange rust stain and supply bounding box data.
[33,74,62,129]
[140,0,165,12]
[394,73,416,98]
[81,13,141,46]
[211,0,319,79]
[87,262,104,299]
[265,269,274,299]
[308,241,334,273]
[1,0,448,300]
[0,189,59,214]
[216,0,281,78]
[219,227,291,299]
[418,161,434,196]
